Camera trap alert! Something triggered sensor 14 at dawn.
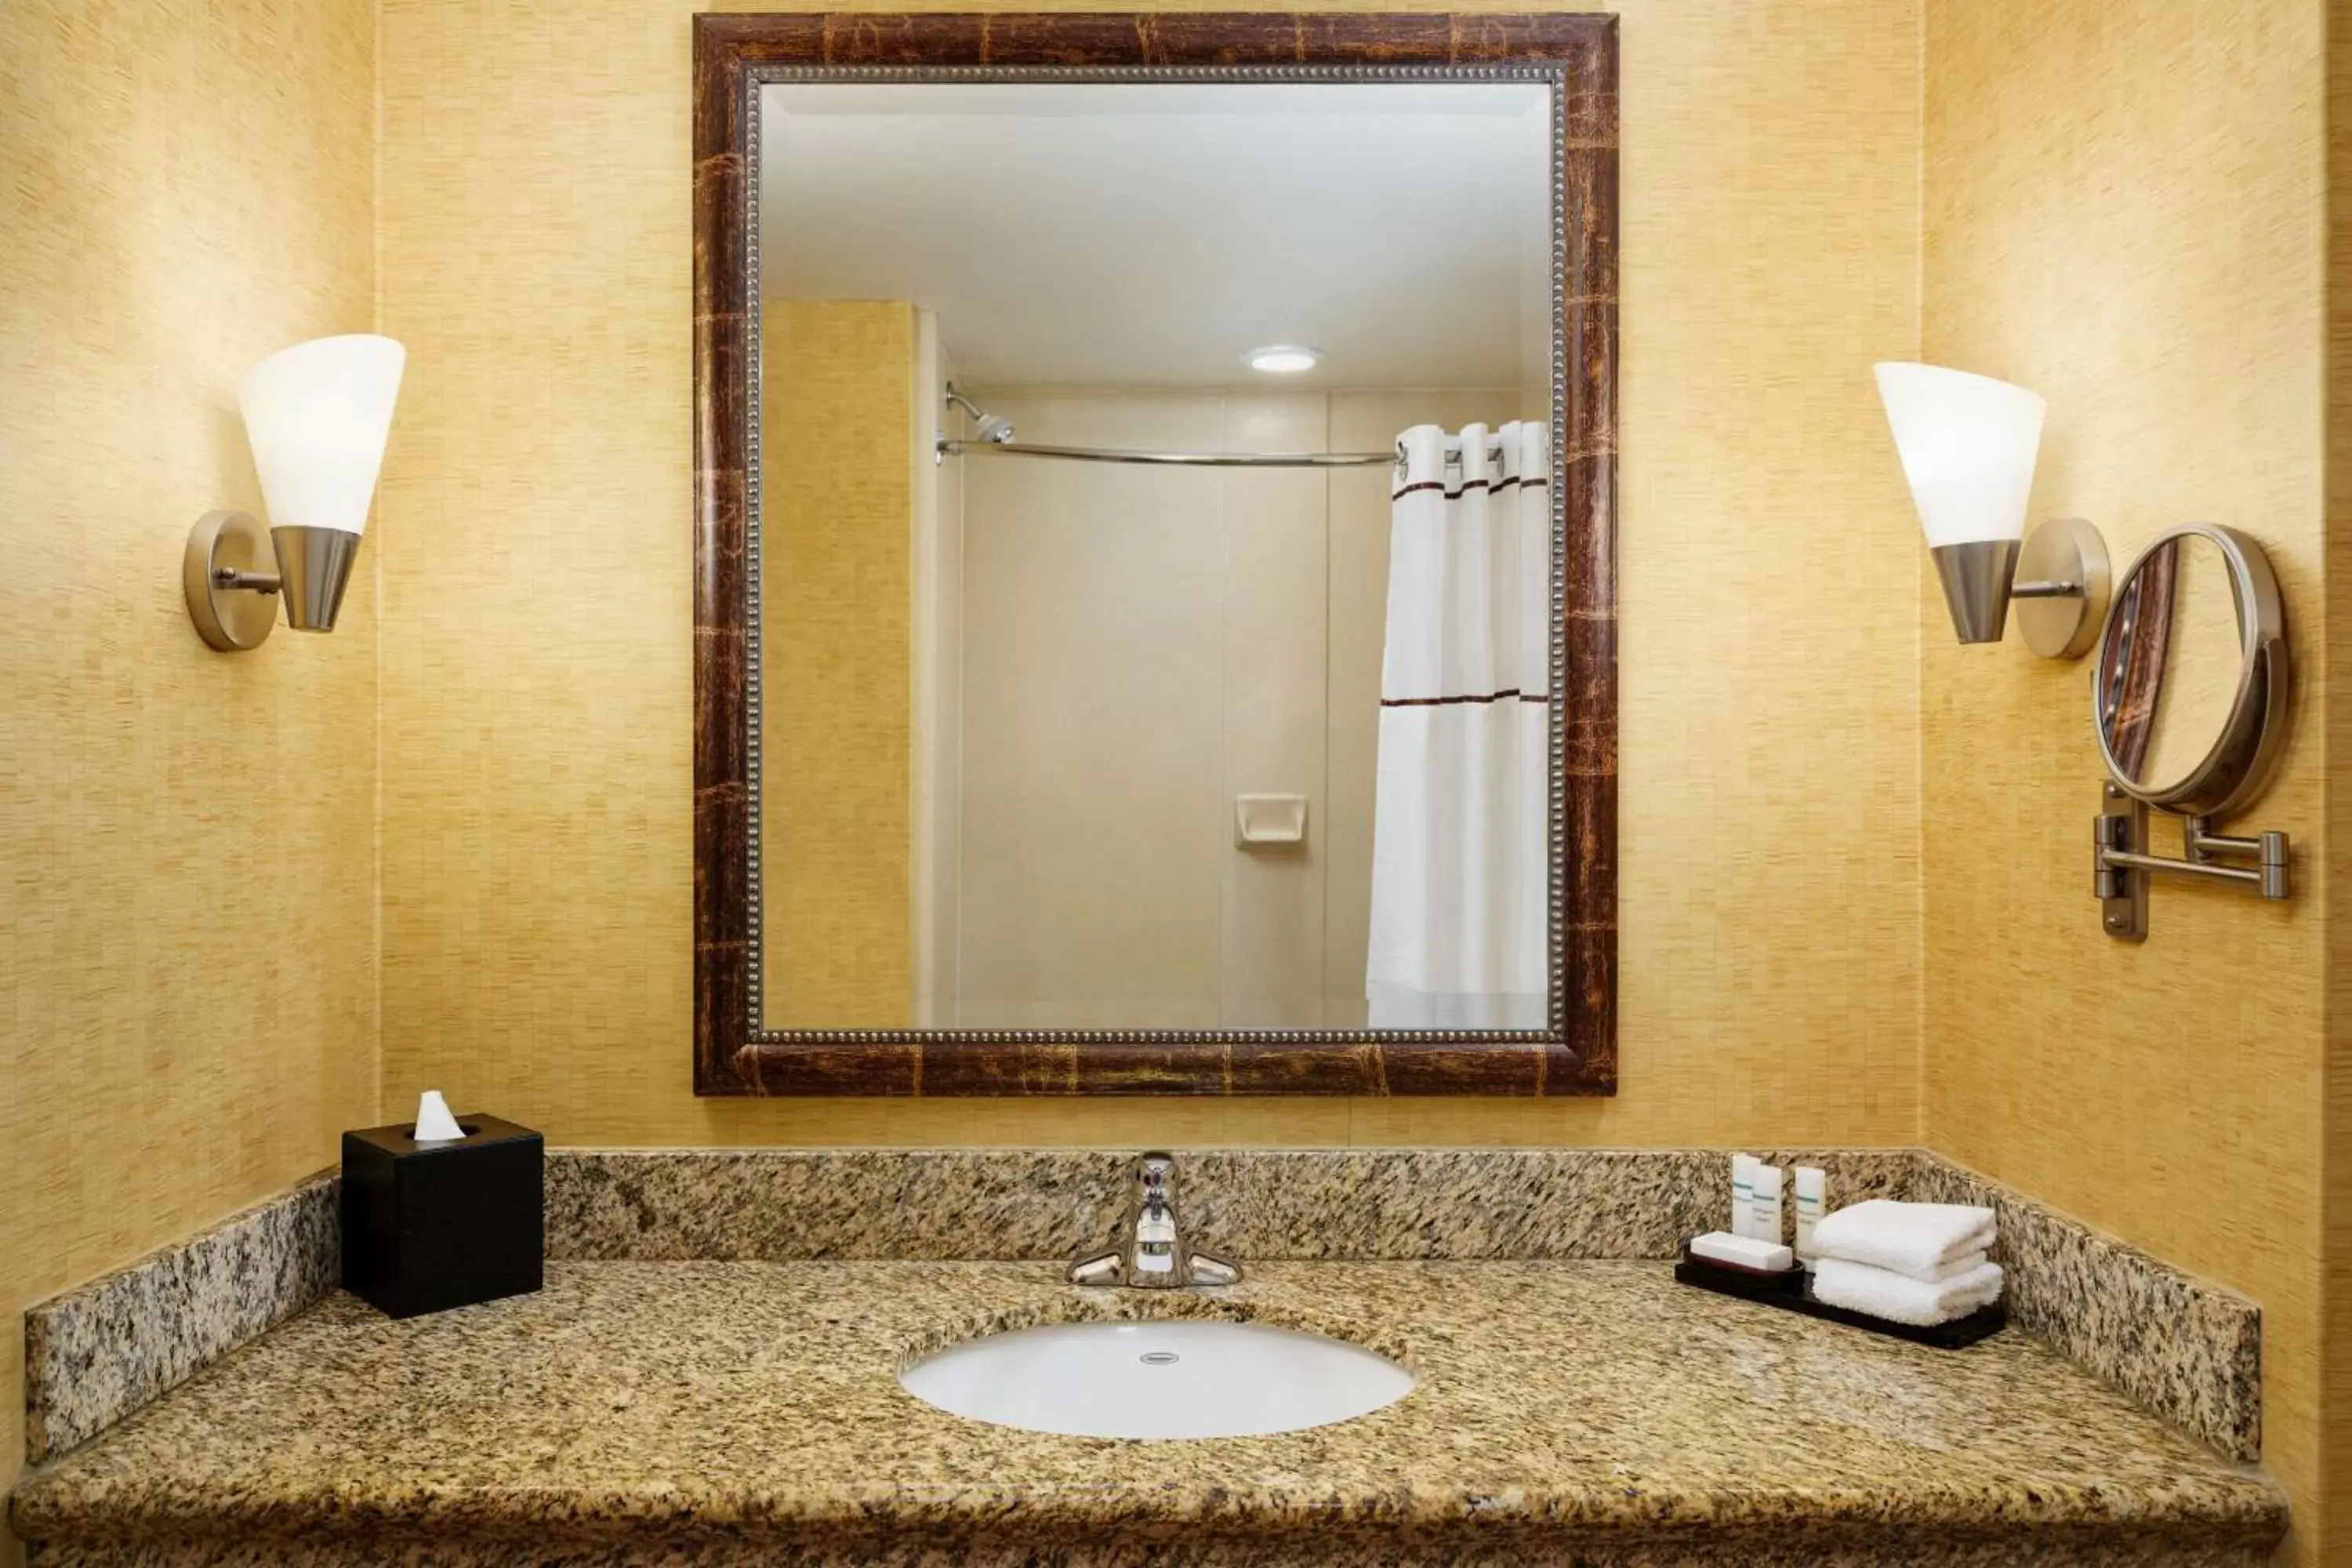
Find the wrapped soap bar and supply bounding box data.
[1690,1230,1794,1272]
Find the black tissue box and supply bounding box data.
[340,1113,543,1319]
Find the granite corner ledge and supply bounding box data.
[1909,1150,2260,1462]
[24,1170,339,1464]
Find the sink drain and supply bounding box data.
[1138,1350,1181,1366]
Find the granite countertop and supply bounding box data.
[9,1260,2286,1563]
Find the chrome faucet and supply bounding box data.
[1068,1152,1241,1288]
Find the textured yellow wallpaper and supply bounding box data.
[1919,0,2327,1559]
[764,300,916,1025]
[376,0,1923,1149]
[2328,13,2352,1551]
[0,0,379,1548]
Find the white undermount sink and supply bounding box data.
[898,1319,1416,1439]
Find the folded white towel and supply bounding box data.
[1810,1257,2003,1327]
[1809,1199,1995,1282]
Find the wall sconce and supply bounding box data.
[1875,362,2109,658]
[183,334,405,652]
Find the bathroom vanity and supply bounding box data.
[6,1150,2287,1566]
[5,17,2309,1566]
[5,1261,2283,1566]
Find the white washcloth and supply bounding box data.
[1810,1200,1995,1282]
[1810,1258,2003,1327]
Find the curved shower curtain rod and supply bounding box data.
[936,437,1399,469]
[934,383,1517,470]
[934,433,1517,470]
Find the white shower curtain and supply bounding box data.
[1366,421,1549,1029]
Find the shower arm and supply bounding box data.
[942,383,993,427]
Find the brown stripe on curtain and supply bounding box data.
[1382,690,1553,708]
[1388,477,1549,502]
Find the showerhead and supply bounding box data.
[945,382,1014,447]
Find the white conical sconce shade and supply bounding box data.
[239,334,405,536]
[186,334,406,650]
[1876,362,2048,644]
[1873,362,2045,547]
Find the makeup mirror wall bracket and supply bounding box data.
[2089,524,2292,941]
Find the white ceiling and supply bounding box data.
[759,83,1553,389]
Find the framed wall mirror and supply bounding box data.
[692,13,1617,1096]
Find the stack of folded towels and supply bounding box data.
[1807,1199,2003,1327]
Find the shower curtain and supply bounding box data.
[1366,421,1549,1029]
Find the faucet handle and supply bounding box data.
[1185,1249,1241,1287]
[1068,1249,1123,1287]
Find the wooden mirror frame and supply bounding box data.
[692,11,1617,1097]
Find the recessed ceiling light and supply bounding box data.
[1245,345,1324,375]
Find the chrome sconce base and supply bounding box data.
[183,511,362,652]
[183,510,278,651]
[1930,517,2110,657]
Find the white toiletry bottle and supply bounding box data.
[1750,1165,1784,1247]
[1731,1154,1759,1239]
[1792,1167,1826,1258]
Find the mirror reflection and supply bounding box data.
[2096,533,2245,796]
[756,83,1558,1032]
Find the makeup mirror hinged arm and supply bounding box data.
[2093,786,2289,942]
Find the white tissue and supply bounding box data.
[412,1090,466,1142]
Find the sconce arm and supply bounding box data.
[2010,578,2084,599]
[212,565,281,594]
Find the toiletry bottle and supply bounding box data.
[1792,1167,1826,1258]
[1731,1154,1759,1239]
[1750,1165,1784,1247]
